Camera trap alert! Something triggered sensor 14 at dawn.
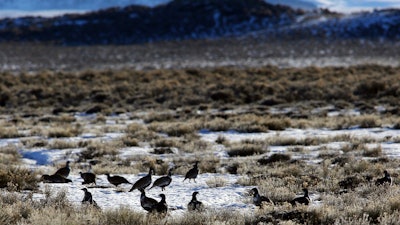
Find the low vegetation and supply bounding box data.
[1,63,400,224]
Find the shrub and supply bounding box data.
[227,144,266,157]
[258,153,291,165]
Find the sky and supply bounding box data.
[0,0,399,19]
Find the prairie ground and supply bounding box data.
[1,39,400,224]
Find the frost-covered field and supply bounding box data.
[1,62,400,224]
[3,111,399,218]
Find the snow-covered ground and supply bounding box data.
[4,111,400,215]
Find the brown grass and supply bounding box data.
[0,64,399,117]
[1,62,400,224]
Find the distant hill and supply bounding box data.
[0,0,399,45]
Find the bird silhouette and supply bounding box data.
[187,191,203,211]
[149,168,173,191]
[375,170,392,186]
[183,161,199,183]
[105,173,131,187]
[80,172,96,185]
[152,194,168,214]
[41,174,72,183]
[54,161,70,178]
[290,188,310,206]
[251,188,273,208]
[139,188,158,212]
[81,188,100,209]
[129,168,154,192]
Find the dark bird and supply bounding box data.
[290,188,310,206]
[81,188,100,209]
[251,188,273,208]
[54,161,71,178]
[80,172,96,185]
[187,191,203,211]
[129,168,154,192]
[149,168,173,191]
[105,173,131,187]
[375,170,392,186]
[152,194,168,214]
[139,188,158,212]
[183,161,199,183]
[41,174,72,183]
[81,188,94,204]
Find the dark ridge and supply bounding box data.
[0,0,302,45]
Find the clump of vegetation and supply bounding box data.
[0,166,38,191]
[227,143,267,157]
[258,153,292,165]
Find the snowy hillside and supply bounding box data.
[0,0,399,45]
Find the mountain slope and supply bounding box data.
[0,0,399,45]
[0,0,302,45]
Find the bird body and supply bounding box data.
[152,194,168,214]
[187,191,203,211]
[149,168,172,191]
[81,188,100,209]
[139,189,158,212]
[183,161,199,183]
[80,172,96,185]
[290,188,310,206]
[105,173,131,187]
[54,161,70,178]
[41,174,72,183]
[376,170,392,185]
[251,188,273,208]
[81,188,94,204]
[129,168,154,192]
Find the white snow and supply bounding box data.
[5,112,400,216]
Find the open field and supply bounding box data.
[1,38,400,72]
[1,40,400,224]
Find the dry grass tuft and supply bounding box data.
[258,153,292,165]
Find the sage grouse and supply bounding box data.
[105,173,131,187]
[152,194,168,214]
[129,168,154,192]
[149,168,173,191]
[375,170,392,186]
[81,188,100,209]
[290,188,310,206]
[251,188,273,208]
[187,191,203,211]
[183,161,199,183]
[41,174,72,183]
[139,188,158,212]
[54,161,71,178]
[80,172,96,185]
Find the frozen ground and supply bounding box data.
[4,112,400,215]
